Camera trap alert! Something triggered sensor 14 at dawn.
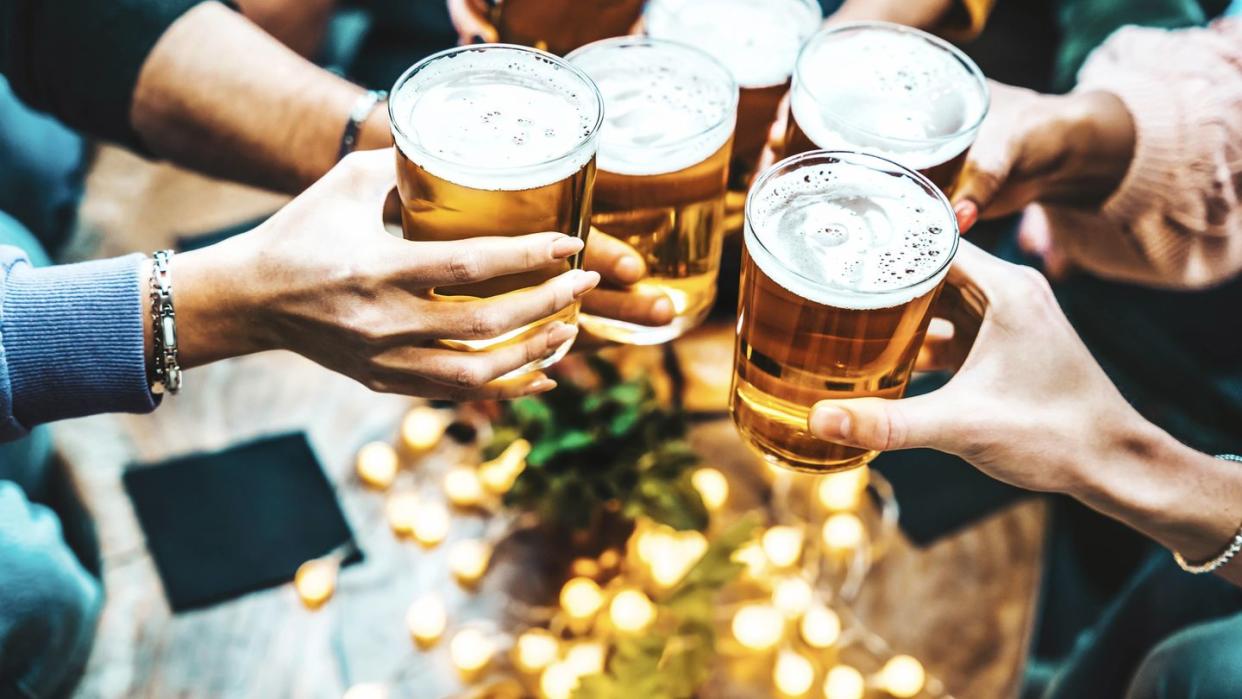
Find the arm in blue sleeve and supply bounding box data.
[0,246,158,441]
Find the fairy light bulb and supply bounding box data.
[822,513,865,552]
[763,526,804,568]
[479,439,531,494]
[774,650,815,697]
[294,558,337,609]
[560,577,603,622]
[401,407,445,452]
[514,628,560,673]
[443,466,485,508]
[610,588,656,633]
[540,662,579,699]
[342,684,388,699]
[823,665,865,699]
[598,548,621,571]
[648,530,707,588]
[450,628,495,675]
[817,467,869,511]
[386,491,420,536]
[800,605,842,649]
[411,501,450,547]
[356,442,398,489]
[732,603,784,651]
[691,467,729,511]
[406,594,447,648]
[734,542,769,579]
[880,655,925,698]
[772,576,814,617]
[448,539,491,587]
[564,641,606,677]
[570,557,601,579]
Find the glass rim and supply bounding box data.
[744,149,960,300]
[792,21,990,148]
[565,36,740,152]
[388,43,605,177]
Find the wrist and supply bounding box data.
[1042,90,1135,207]
[168,239,271,368]
[358,105,394,152]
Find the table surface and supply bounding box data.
[58,147,1044,699]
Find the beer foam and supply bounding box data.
[569,40,737,176]
[746,155,956,310]
[645,0,822,88]
[390,47,600,191]
[791,24,987,171]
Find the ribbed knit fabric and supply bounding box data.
[0,248,157,440]
[1043,19,1242,290]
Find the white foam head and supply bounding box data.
[389,45,602,191]
[746,151,958,310]
[790,22,988,171]
[644,0,822,88]
[568,38,737,176]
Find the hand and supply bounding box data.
[577,230,676,345]
[447,0,498,44]
[953,81,1136,229]
[168,149,600,399]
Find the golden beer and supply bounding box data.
[389,45,603,371]
[644,0,822,191]
[785,22,988,196]
[732,151,958,473]
[493,0,647,56]
[568,37,737,344]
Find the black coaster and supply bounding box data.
[123,432,362,612]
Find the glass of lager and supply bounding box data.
[644,0,822,192]
[492,0,647,56]
[388,45,603,374]
[567,37,738,344]
[732,150,959,473]
[785,22,988,197]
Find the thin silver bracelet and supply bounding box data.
[338,89,387,160]
[149,250,182,395]
[1173,454,1242,574]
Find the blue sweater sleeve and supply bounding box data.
[0,246,158,440]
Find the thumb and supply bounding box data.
[808,393,962,454]
[953,159,1009,219]
[331,148,399,203]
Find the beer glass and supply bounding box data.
[492,0,647,56]
[731,150,958,473]
[389,45,603,373]
[568,37,738,344]
[644,0,822,192]
[785,22,988,197]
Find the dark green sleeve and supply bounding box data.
[0,0,235,150]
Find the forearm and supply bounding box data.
[233,0,337,58]
[829,0,992,38]
[1036,90,1135,209]
[131,2,391,193]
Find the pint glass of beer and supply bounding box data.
[492,0,647,56]
[567,37,737,344]
[785,22,988,196]
[731,150,958,473]
[645,0,822,192]
[389,45,603,373]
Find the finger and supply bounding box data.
[377,321,578,390]
[954,200,979,235]
[952,160,1008,217]
[583,229,647,285]
[447,0,499,43]
[913,319,962,372]
[580,287,675,328]
[1016,205,1052,259]
[427,269,600,341]
[808,391,965,454]
[331,148,399,203]
[392,233,585,288]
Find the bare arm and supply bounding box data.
[233,0,337,58]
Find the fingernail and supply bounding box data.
[551,235,585,259]
[614,255,644,284]
[651,297,675,324]
[954,200,978,233]
[524,378,557,395]
[571,270,601,297]
[809,404,851,441]
[546,322,578,346]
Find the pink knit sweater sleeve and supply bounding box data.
[1043,19,1242,290]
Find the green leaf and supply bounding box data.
[632,478,708,532]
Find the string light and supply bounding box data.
[540,662,580,699]
[817,468,869,511]
[355,442,398,489]
[800,605,842,649]
[733,542,769,579]
[342,684,388,699]
[598,548,621,572]
[514,628,560,673]
[691,467,729,511]
[405,594,447,648]
[385,491,420,536]
[609,588,656,633]
[822,513,865,553]
[443,466,485,508]
[294,558,337,609]
[401,406,445,453]
[731,603,784,651]
[879,655,926,698]
[564,641,606,678]
[448,539,491,587]
[479,439,530,494]
[571,557,601,579]
[411,501,451,547]
[762,526,804,568]
[560,577,604,622]
[642,529,707,588]
[772,577,814,617]
[774,650,815,697]
[823,665,865,699]
[450,628,495,676]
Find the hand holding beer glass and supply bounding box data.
[447,0,646,55]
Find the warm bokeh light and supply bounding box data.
[822,513,865,552]
[733,541,769,579]
[774,650,815,696]
[880,655,926,698]
[560,577,604,621]
[355,442,398,489]
[731,603,784,651]
[450,628,496,674]
[571,557,601,579]
[609,588,657,633]
[448,539,491,587]
[691,467,729,511]
[479,439,531,494]
[800,605,842,649]
[342,683,388,699]
[411,501,451,547]
[823,665,865,699]
[540,662,580,699]
[406,594,447,648]
[773,576,814,618]
[816,467,869,512]
[443,465,485,508]
[640,528,708,588]
[514,628,560,673]
[401,406,446,452]
[762,526,804,568]
[564,641,606,677]
[385,491,420,536]
[294,558,337,609]
[598,548,621,571]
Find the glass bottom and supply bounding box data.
[738,423,878,474]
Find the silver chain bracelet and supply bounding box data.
[148,249,182,395]
[1173,454,1242,574]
